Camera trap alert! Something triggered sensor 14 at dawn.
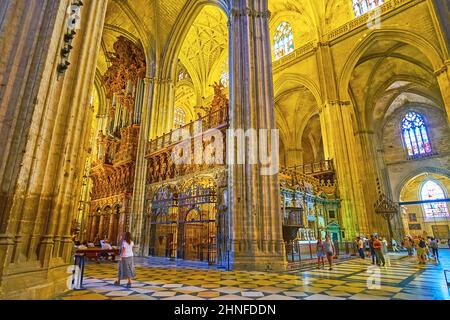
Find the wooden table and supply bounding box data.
[76,248,120,263]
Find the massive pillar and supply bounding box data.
[285,148,303,167]
[354,130,392,237]
[0,0,107,299]
[316,42,371,239]
[130,77,155,252]
[131,74,175,255]
[435,67,450,123]
[227,0,286,271]
[429,0,450,122]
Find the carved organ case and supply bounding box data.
[87,36,146,245]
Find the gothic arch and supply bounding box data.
[160,0,230,82]
[339,28,445,101]
[395,167,450,201]
[94,70,108,115]
[274,73,322,106]
[111,0,155,70]
[369,74,443,131]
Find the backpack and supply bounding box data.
[418,240,426,248]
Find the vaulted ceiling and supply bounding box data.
[178,6,228,100]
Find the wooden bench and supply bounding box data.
[76,248,120,263]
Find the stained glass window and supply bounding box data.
[353,0,385,17]
[273,22,294,61]
[174,107,186,128]
[421,180,449,219]
[220,70,229,88]
[401,112,432,157]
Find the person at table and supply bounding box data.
[102,240,112,250]
[77,241,88,250]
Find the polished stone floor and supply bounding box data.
[60,250,450,300]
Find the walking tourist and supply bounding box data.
[430,238,439,261]
[316,236,325,269]
[115,232,136,288]
[373,236,386,266]
[391,238,399,252]
[324,235,336,271]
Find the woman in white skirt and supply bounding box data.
[115,232,136,288]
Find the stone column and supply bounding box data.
[107,212,115,244]
[97,214,105,241]
[435,66,450,124]
[354,130,391,236]
[90,215,99,242]
[130,77,155,254]
[428,0,450,123]
[228,0,286,271]
[0,0,108,299]
[315,42,371,239]
[320,100,370,239]
[285,148,303,167]
[149,79,175,138]
[429,0,450,55]
[85,214,93,242]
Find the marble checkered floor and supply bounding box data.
[60,250,450,300]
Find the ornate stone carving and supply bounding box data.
[103,36,146,98]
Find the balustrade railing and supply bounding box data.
[280,166,324,188]
[147,107,229,155]
[288,160,334,175]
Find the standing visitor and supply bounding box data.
[430,238,439,261]
[324,235,336,271]
[416,236,427,264]
[364,236,371,258]
[115,232,136,288]
[369,235,377,265]
[391,238,399,252]
[404,236,413,256]
[373,236,386,266]
[381,237,389,266]
[316,236,325,269]
[381,237,388,254]
[357,237,365,259]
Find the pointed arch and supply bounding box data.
[339,28,445,101]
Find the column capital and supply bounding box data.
[354,130,375,135]
[323,100,352,108]
[316,41,331,48]
[231,8,271,19]
[143,77,155,85]
[434,61,450,77]
[144,77,174,85]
